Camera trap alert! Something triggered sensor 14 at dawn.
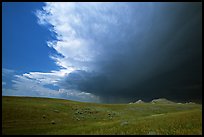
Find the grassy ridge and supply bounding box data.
[2,96,202,135]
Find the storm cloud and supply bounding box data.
[36,2,202,103]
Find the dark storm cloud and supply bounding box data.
[40,2,202,103]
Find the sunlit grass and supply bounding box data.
[2,96,202,135]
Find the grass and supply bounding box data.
[2,96,202,135]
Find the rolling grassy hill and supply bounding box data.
[2,96,202,135]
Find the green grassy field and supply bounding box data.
[2,96,202,135]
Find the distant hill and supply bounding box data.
[151,98,175,104]
[135,99,145,104]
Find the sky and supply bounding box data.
[2,2,202,103]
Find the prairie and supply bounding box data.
[2,96,202,135]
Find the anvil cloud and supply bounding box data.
[35,2,202,103]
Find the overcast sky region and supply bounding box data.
[2,2,202,103]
